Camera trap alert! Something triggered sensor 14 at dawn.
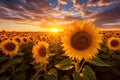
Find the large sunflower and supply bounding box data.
[107,37,120,50]
[32,41,49,64]
[62,20,102,61]
[1,40,19,56]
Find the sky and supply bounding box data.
[0,0,120,31]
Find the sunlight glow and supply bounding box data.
[51,28,59,32]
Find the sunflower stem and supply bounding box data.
[43,64,47,79]
[11,65,16,80]
[77,60,80,72]
[10,57,16,80]
[44,64,47,72]
[74,59,80,72]
[79,59,85,72]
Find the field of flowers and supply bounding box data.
[0,22,120,80]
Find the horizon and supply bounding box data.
[0,0,120,31]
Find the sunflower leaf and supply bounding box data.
[73,70,82,80]
[82,65,97,80]
[0,55,9,62]
[16,63,30,72]
[45,68,58,80]
[14,71,26,80]
[0,61,11,73]
[111,68,120,76]
[0,75,10,80]
[87,56,110,67]
[10,57,23,64]
[54,58,73,70]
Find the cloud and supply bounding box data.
[0,0,119,30]
[87,0,120,6]
[0,0,51,20]
[71,0,93,16]
[72,0,83,8]
[91,4,120,27]
[79,7,93,16]
[63,16,82,21]
[58,0,68,4]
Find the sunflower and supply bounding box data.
[28,36,34,42]
[13,36,21,44]
[107,37,120,50]
[114,32,120,37]
[62,20,102,61]
[1,40,19,56]
[22,37,28,44]
[40,36,48,41]
[32,41,49,64]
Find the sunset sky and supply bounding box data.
[0,0,120,31]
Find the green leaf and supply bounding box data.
[55,58,73,70]
[73,70,82,80]
[14,71,26,80]
[16,63,30,72]
[45,68,58,80]
[0,55,9,62]
[0,61,11,73]
[0,75,9,80]
[17,52,24,56]
[10,57,23,64]
[111,54,120,61]
[13,72,26,80]
[87,56,110,67]
[30,72,42,80]
[111,68,120,76]
[82,65,97,80]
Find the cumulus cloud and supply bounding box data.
[87,0,120,6]
[63,16,82,21]
[58,0,68,4]
[0,0,51,20]
[91,4,120,27]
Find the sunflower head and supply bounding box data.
[29,36,34,42]
[22,37,28,44]
[1,40,19,56]
[32,41,49,64]
[107,37,120,50]
[40,36,48,41]
[13,36,21,44]
[62,20,102,61]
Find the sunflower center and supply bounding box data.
[4,42,16,51]
[0,39,2,43]
[23,38,27,42]
[15,38,21,43]
[29,37,33,41]
[71,31,92,50]
[110,40,119,47]
[42,37,46,41]
[39,46,47,57]
[116,33,119,35]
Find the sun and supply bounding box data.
[51,28,59,32]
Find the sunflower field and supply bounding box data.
[0,21,120,80]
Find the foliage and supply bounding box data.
[0,31,120,80]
